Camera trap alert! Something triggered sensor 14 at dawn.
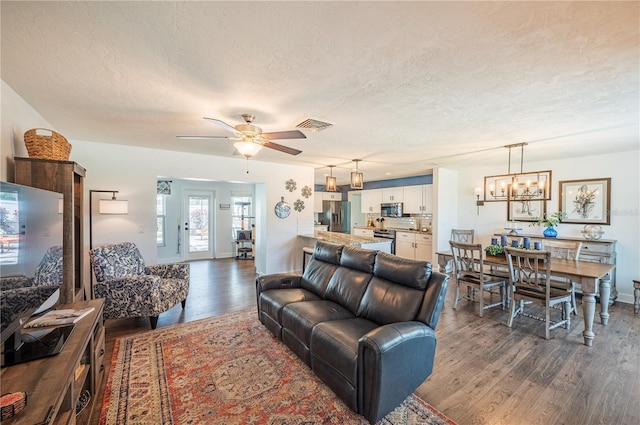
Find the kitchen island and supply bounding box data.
[298,230,392,253]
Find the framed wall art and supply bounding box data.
[507,199,546,222]
[559,178,611,225]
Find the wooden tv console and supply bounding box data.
[1,299,105,425]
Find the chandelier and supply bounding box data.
[483,143,552,202]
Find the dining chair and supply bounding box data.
[505,247,572,339]
[542,240,582,315]
[450,229,475,243]
[450,241,507,317]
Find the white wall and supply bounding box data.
[1,81,54,180]
[71,140,314,283]
[434,151,640,304]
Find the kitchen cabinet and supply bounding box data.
[314,192,342,212]
[382,187,404,203]
[403,185,433,214]
[353,228,374,237]
[361,189,382,213]
[314,194,324,212]
[322,192,342,201]
[396,231,432,262]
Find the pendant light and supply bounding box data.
[350,159,364,190]
[325,165,337,192]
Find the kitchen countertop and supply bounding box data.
[299,231,393,247]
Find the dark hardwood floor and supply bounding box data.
[90,259,640,425]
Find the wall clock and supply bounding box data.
[274,197,291,219]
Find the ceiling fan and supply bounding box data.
[177,114,306,158]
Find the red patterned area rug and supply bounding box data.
[99,307,456,425]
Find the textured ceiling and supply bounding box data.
[1,1,638,185]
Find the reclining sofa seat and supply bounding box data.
[256,241,449,424]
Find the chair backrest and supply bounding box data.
[90,242,146,282]
[449,241,483,280]
[451,229,475,243]
[542,240,582,261]
[504,247,552,295]
[33,245,64,286]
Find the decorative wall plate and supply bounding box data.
[274,197,291,219]
[301,186,312,198]
[285,179,297,192]
[294,199,305,212]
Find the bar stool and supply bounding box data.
[633,279,640,314]
[302,246,314,272]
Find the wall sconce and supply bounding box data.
[474,187,484,215]
[325,165,337,192]
[350,159,364,190]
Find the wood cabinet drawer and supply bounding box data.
[416,234,432,243]
[581,242,614,254]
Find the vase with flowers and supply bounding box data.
[530,211,566,238]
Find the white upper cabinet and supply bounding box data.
[381,187,404,203]
[314,194,324,212]
[361,189,382,213]
[322,192,342,201]
[403,185,433,214]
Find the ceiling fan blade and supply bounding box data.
[263,141,302,156]
[176,135,231,139]
[262,130,307,140]
[203,117,242,134]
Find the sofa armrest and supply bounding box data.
[256,273,302,292]
[146,263,190,280]
[358,321,437,423]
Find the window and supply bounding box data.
[156,195,166,246]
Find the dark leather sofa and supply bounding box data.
[255,241,449,423]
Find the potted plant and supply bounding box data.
[530,211,567,238]
[484,244,505,256]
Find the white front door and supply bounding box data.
[183,190,214,260]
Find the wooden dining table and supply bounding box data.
[436,250,616,346]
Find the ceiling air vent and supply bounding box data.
[295,117,334,132]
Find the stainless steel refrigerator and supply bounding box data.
[321,200,351,233]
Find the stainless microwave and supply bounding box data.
[381,202,403,217]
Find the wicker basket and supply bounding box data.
[24,128,72,160]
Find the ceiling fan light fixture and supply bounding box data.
[325,165,337,192]
[350,159,364,190]
[234,141,262,158]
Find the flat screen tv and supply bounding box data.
[0,181,69,367]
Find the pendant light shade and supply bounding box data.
[350,159,364,190]
[325,165,337,192]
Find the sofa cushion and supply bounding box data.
[311,241,343,264]
[325,267,373,314]
[339,245,376,274]
[357,276,424,325]
[373,251,431,290]
[310,318,379,386]
[281,300,354,348]
[300,258,340,298]
[260,288,321,324]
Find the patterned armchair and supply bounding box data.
[1,246,63,331]
[89,242,189,329]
